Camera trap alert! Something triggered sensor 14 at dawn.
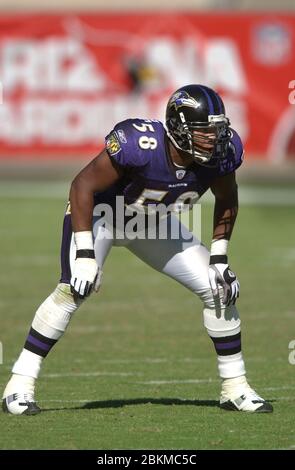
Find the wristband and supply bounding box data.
[74,231,94,250]
[210,238,228,256]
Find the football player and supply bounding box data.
[2,84,273,414]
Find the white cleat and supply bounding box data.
[2,375,41,416]
[220,376,273,413]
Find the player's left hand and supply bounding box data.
[208,255,240,306]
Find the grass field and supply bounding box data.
[0,182,295,450]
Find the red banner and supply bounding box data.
[0,13,294,161]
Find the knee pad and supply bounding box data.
[203,305,241,337]
[32,283,82,339]
[51,282,83,312]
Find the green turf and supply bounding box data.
[0,185,295,449]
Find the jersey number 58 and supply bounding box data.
[133,121,158,150]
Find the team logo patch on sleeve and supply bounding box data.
[106,133,121,156]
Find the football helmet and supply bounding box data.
[165,84,231,165]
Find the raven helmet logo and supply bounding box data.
[169,91,200,111]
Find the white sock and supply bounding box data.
[221,375,249,399]
[12,349,43,379]
[217,352,246,379]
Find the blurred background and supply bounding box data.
[1,0,295,451]
[0,0,295,182]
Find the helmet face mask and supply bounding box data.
[166,85,231,165]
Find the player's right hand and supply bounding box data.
[70,249,98,299]
[208,255,240,306]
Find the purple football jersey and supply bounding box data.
[94,118,243,211]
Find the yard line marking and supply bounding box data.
[4,356,279,369]
[41,373,218,384]
[2,355,285,372]
[40,399,90,403]
[100,358,169,364]
[43,371,143,378]
[261,386,295,391]
[273,396,295,401]
[135,379,218,385]
[98,357,283,364]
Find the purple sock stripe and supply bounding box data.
[215,339,241,350]
[27,334,52,352]
[29,327,57,346]
[197,85,214,114]
[211,332,241,343]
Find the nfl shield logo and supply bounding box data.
[176,169,186,180]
